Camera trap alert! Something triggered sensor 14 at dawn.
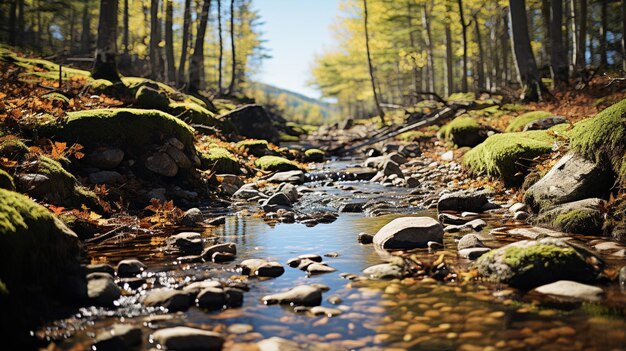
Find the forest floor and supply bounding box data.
[2,48,626,351]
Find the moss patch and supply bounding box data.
[304,148,325,162]
[200,147,241,174]
[0,169,15,190]
[255,156,301,172]
[463,130,555,184]
[279,133,300,142]
[438,116,486,147]
[169,101,220,127]
[506,111,553,132]
[41,92,70,104]
[569,98,626,185]
[0,139,29,160]
[553,209,604,234]
[236,139,271,157]
[135,85,171,111]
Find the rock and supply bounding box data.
[304,149,325,162]
[212,252,235,262]
[166,145,193,169]
[201,243,237,261]
[147,187,167,202]
[221,104,279,143]
[381,160,403,178]
[183,280,223,296]
[224,288,244,308]
[327,295,343,305]
[387,152,407,165]
[143,288,193,312]
[195,287,227,310]
[240,259,285,277]
[457,234,485,250]
[340,202,365,213]
[200,147,241,174]
[458,247,491,260]
[437,190,490,212]
[233,184,260,199]
[89,170,123,184]
[135,85,170,111]
[86,147,125,169]
[262,192,292,212]
[268,170,305,184]
[93,324,142,351]
[533,280,604,301]
[278,183,299,202]
[117,259,146,278]
[145,152,178,177]
[373,217,444,249]
[406,177,420,188]
[257,337,301,351]
[465,218,487,231]
[525,153,611,212]
[87,273,121,307]
[475,238,599,289]
[255,156,300,172]
[505,111,554,132]
[523,116,567,131]
[216,174,243,195]
[207,216,226,226]
[262,285,322,306]
[151,327,224,351]
[438,116,488,147]
[534,198,605,235]
[85,263,115,276]
[167,232,203,254]
[514,211,530,220]
[307,263,337,274]
[509,202,527,213]
[507,227,569,239]
[310,306,342,317]
[440,150,454,161]
[358,232,374,244]
[182,208,203,226]
[363,263,405,279]
[439,213,467,225]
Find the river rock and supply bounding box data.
[458,247,491,260]
[381,159,403,178]
[457,234,486,250]
[240,259,285,277]
[86,147,124,169]
[278,183,299,202]
[262,285,323,306]
[363,263,405,279]
[195,287,227,310]
[257,337,301,351]
[87,274,121,307]
[117,259,146,278]
[268,170,305,184]
[221,104,279,143]
[310,306,343,317]
[183,280,223,296]
[201,243,236,261]
[524,152,612,212]
[143,288,193,312]
[358,232,374,244]
[144,152,178,177]
[475,238,599,289]
[307,263,337,274]
[233,184,260,199]
[89,170,123,184]
[262,192,292,212]
[437,190,491,212]
[167,232,203,254]
[533,280,604,301]
[182,208,203,226]
[93,324,142,351]
[439,213,468,225]
[85,263,115,276]
[151,327,224,351]
[166,145,192,169]
[373,217,444,249]
[534,198,605,234]
[217,174,243,196]
[509,202,527,213]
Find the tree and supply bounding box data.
[80,0,91,54]
[550,0,568,87]
[444,4,454,95]
[599,0,608,66]
[164,0,176,83]
[217,0,224,94]
[422,2,435,93]
[92,0,120,82]
[473,11,486,91]
[227,0,236,95]
[509,0,547,102]
[622,0,626,71]
[575,0,587,68]
[457,0,469,92]
[189,0,211,94]
[177,0,192,87]
[363,0,385,124]
[149,0,162,80]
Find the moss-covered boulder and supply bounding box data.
[303,149,325,162]
[535,198,605,235]
[463,130,555,185]
[236,139,271,157]
[570,98,626,185]
[135,85,171,111]
[200,148,241,174]
[475,238,599,290]
[41,92,70,105]
[0,139,29,161]
[255,156,301,172]
[506,111,553,132]
[169,101,221,127]
[0,169,15,190]
[437,116,488,147]
[0,188,85,325]
[17,156,100,209]
[221,105,279,143]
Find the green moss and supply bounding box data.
[169,101,220,127]
[200,147,241,174]
[184,95,209,109]
[506,111,553,132]
[135,85,171,111]
[447,92,475,103]
[235,139,271,157]
[88,79,114,92]
[121,77,178,95]
[0,139,29,160]
[56,108,196,153]
[500,244,578,268]
[0,169,15,190]
[0,279,7,295]
[255,156,300,172]
[32,156,100,209]
[279,133,299,142]
[398,131,430,142]
[570,98,626,185]
[41,92,70,104]
[463,130,555,184]
[12,55,91,80]
[301,125,318,134]
[553,209,603,234]
[304,148,325,162]
[438,116,486,147]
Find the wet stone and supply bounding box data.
[182,208,203,226]
[87,274,121,307]
[93,324,142,351]
[116,259,146,278]
[212,251,236,263]
[533,280,604,301]
[201,243,237,261]
[207,216,226,226]
[143,288,193,312]
[307,262,337,274]
[195,287,227,310]
[151,327,224,351]
[118,277,147,290]
[458,247,491,260]
[183,280,223,296]
[167,232,203,255]
[262,285,323,306]
[373,217,444,249]
[363,263,405,279]
[85,263,115,276]
[310,306,342,317]
[437,190,490,212]
[257,337,302,351]
[240,259,285,277]
[457,234,486,250]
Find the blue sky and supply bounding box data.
[254,0,339,99]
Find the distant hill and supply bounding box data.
[249,82,338,125]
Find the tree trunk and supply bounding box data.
[149,0,163,80]
[69,6,76,53]
[227,0,237,95]
[92,0,120,82]
[407,1,419,102]
[177,0,192,87]
[422,3,435,93]
[491,13,500,89]
[509,0,547,102]
[217,0,224,94]
[165,0,176,83]
[189,0,211,94]
[363,0,384,124]
[622,0,626,71]
[576,0,587,68]
[445,15,454,95]
[569,0,578,68]
[123,0,129,53]
[599,0,608,66]
[550,0,568,87]
[541,0,551,61]
[501,8,510,84]
[457,0,468,92]
[80,0,91,54]
[16,0,24,46]
[473,13,486,91]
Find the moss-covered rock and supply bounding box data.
[570,98,626,185]
[534,198,605,235]
[121,77,178,95]
[0,139,29,161]
[221,105,279,143]
[135,85,171,111]
[0,169,15,190]
[169,101,220,127]
[506,111,553,132]
[255,156,301,172]
[236,139,271,157]
[463,130,555,185]
[41,92,70,104]
[303,148,325,162]
[437,116,488,147]
[475,238,599,289]
[200,147,241,174]
[54,108,196,154]
[88,79,114,92]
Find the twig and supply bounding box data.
[85,225,132,245]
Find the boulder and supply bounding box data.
[438,116,488,147]
[534,198,605,234]
[220,104,279,143]
[182,208,203,226]
[200,148,241,174]
[255,156,300,172]
[373,217,444,250]
[195,287,227,310]
[116,259,146,278]
[236,139,272,157]
[437,190,491,212]
[145,152,179,177]
[135,85,171,111]
[151,327,224,351]
[525,153,611,212]
[201,243,237,261]
[523,116,567,131]
[303,149,325,162]
[240,259,285,277]
[267,170,305,184]
[262,285,322,306]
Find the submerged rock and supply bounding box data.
[533,280,604,301]
[87,274,121,307]
[117,259,146,278]
[240,259,285,277]
[262,285,323,306]
[363,263,405,279]
[373,217,444,249]
[93,324,142,351]
[151,327,224,351]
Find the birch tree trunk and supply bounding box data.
[422,3,435,93]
